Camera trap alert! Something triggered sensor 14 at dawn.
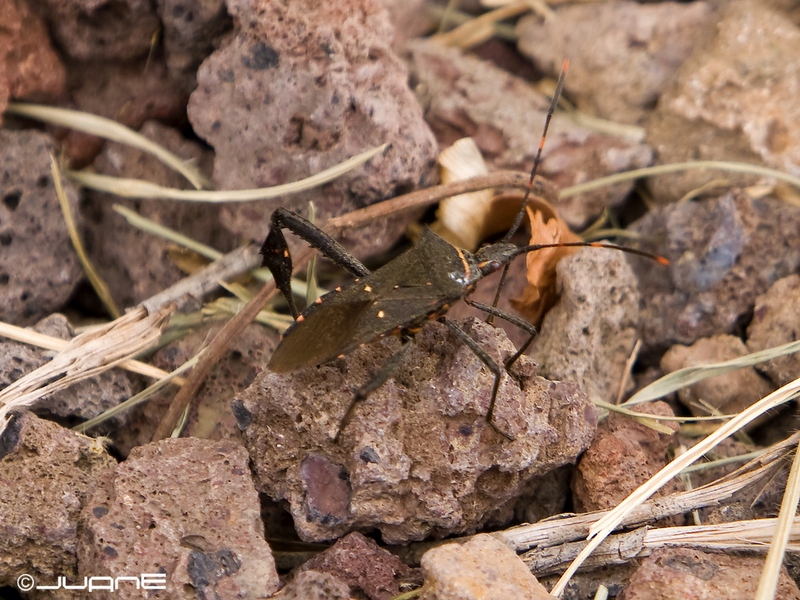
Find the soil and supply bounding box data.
[1,1,800,599]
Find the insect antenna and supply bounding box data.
[489,59,569,317]
[503,59,569,244]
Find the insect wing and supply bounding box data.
[338,284,450,352]
[268,293,373,372]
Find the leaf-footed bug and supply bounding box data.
[260,60,667,440]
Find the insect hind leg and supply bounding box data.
[334,336,415,442]
[440,318,515,441]
[261,207,370,319]
[464,298,537,372]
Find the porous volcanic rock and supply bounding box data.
[83,121,227,310]
[188,0,438,252]
[0,129,82,325]
[0,0,65,120]
[629,190,800,353]
[645,0,800,203]
[62,60,189,167]
[661,334,774,417]
[0,413,116,595]
[78,437,279,599]
[112,321,277,456]
[418,534,553,600]
[573,401,679,513]
[620,548,800,600]
[295,531,415,600]
[517,1,713,125]
[528,246,642,405]
[747,274,800,388]
[406,40,653,230]
[36,0,161,62]
[234,317,596,544]
[155,0,231,85]
[0,314,139,424]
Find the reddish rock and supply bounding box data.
[188,0,438,250]
[0,314,139,424]
[573,401,679,513]
[406,40,653,230]
[630,190,800,352]
[0,129,83,325]
[419,534,554,600]
[0,413,116,593]
[747,274,800,388]
[279,570,351,600]
[78,438,279,600]
[83,121,226,310]
[517,1,713,125]
[37,0,161,61]
[0,0,65,120]
[62,60,189,167]
[296,532,415,600]
[380,0,436,47]
[621,548,800,600]
[529,247,642,405]
[661,334,774,417]
[646,0,800,203]
[234,317,596,543]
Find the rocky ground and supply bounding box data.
[1,0,800,598]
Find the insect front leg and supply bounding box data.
[439,318,515,441]
[260,207,371,319]
[463,298,537,372]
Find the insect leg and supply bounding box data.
[439,318,515,441]
[334,337,415,442]
[261,207,370,319]
[463,298,537,371]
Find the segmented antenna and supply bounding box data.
[489,59,569,316]
[502,59,569,244]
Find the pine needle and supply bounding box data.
[561,161,800,198]
[7,103,209,190]
[67,144,387,201]
[625,338,800,406]
[52,155,120,318]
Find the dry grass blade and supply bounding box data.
[756,445,800,600]
[113,204,226,260]
[6,103,209,190]
[433,0,531,48]
[74,350,201,433]
[52,155,120,318]
[626,338,800,405]
[0,306,173,435]
[67,144,387,201]
[560,160,800,198]
[0,320,175,382]
[551,377,800,597]
[426,2,518,42]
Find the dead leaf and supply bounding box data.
[509,195,582,325]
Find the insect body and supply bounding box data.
[266,220,518,373]
[260,60,666,439]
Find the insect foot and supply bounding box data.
[231,317,596,544]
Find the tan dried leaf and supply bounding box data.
[511,196,582,325]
